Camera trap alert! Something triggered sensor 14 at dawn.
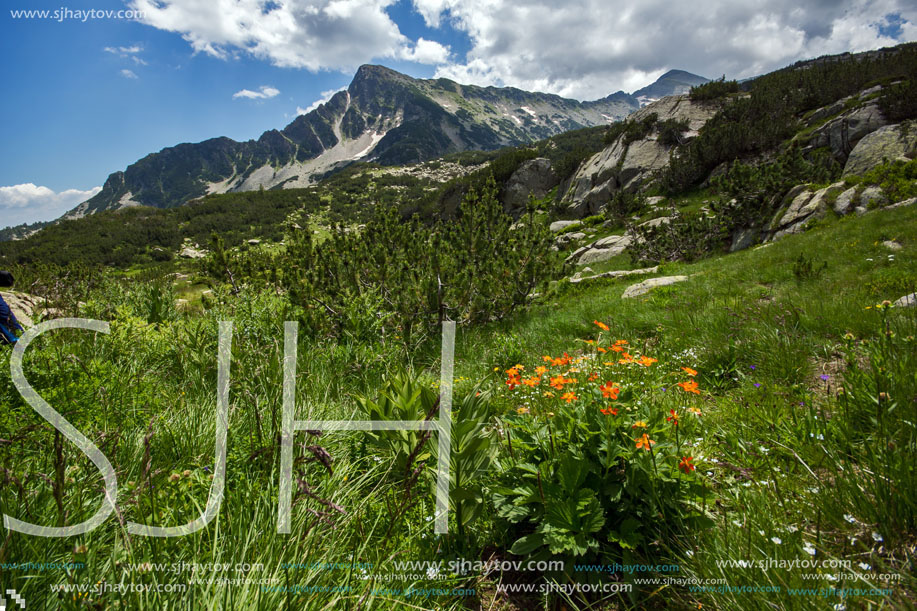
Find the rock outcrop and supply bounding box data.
[503,158,559,212]
[561,95,718,218]
[550,220,582,233]
[0,291,46,327]
[807,102,887,164]
[569,266,659,284]
[621,275,689,298]
[765,182,846,242]
[843,122,917,176]
[567,234,633,265]
[179,246,207,259]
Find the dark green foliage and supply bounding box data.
[662,43,917,194]
[689,77,740,102]
[0,220,48,242]
[0,188,308,268]
[792,253,827,281]
[878,80,917,121]
[273,176,559,345]
[605,191,644,225]
[4,261,107,314]
[845,157,917,202]
[604,113,658,146]
[0,167,442,268]
[635,148,841,264]
[542,126,607,181]
[711,147,841,231]
[656,118,690,147]
[629,211,729,264]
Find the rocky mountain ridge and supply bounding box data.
[61,65,707,220]
[67,66,640,217]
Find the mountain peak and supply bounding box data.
[352,64,410,84]
[631,69,709,105]
[70,64,642,215]
[657,69,703,79]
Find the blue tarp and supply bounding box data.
[0,294,23,343]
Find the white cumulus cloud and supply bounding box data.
[418,0,917,99]
[0,184,102,228]
[232,85,281,100]
[399,37,451,64]
[104,44,143,55]
[120,69,139,79]
[128,0,448,71]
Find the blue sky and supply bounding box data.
[1,0,915,227]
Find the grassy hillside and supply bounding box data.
[0,195,913,609]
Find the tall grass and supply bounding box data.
[0,205,914,609]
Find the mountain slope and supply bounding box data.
[71,65,641,216]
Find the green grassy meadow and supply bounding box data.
[0,198,914,610]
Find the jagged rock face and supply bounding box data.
[843,122,917,176]
[72,65,640,216]
[503,158,559,211]
[765,182,846,242]
[807,102,888,164]
[562,95,718,218]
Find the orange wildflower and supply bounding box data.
[687,406,702,416]
[681,367,698,377]
[611,345,624,353]
[505,375,521,390]
[600,406,618,416]
[678,380,701,395]
[638,355,658,367]
[561,391,578,403]
[522,376,540,387]
[600,381,620,400]
[631,420,648,429]
[588,372,599,381]
[635,433,655,451]
[679,456,695,473]
[666,409,680,426]
[543,355,553,363]
[506,367,519,376]
[597,346,607,353]
[534,366,548,376]
[516,407,530,415]
[594,320,610,331]
[550,375,567,390]
[552,353,572,366]
[619,353,635,364]
[614,340,629,346]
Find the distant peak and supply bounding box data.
[658,69,702,79]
